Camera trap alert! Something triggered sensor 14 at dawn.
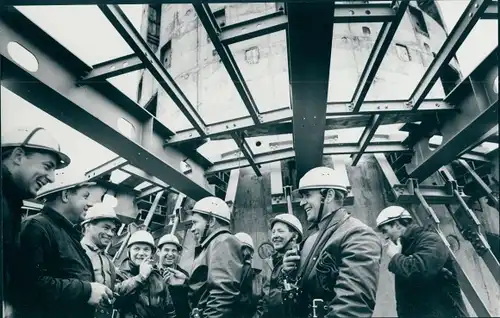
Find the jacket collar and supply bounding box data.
[200,227,231,249]
[400,224,423,251]
[81,236,101,252]
[42,206,82,240]
[2,164,29,207]
[307,207,347,231]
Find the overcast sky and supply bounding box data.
[1,1,498,175]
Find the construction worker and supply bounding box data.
[282,166,382,318]
[114,230,176,318]
[157,234,190,318]
[376,206,469,318]
[187,196,245,318]
[234,232,267,318]
[1,127,69,316]
[261,214,303,318]
[17,170,114,318]
[81,202,122,318]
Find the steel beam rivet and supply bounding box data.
[469,13,473,17]
[365,10,371,15]
[385,105,388,109]
[349,10,355,15]
[377,106,380,109]
[493,76,498,94]
[436,103,440,107]
[474,3,479,8]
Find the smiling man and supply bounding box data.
[17,171,115,318]
[281,166,382,318]
[1,127,70,316]
[187,196,245,318]
[81,202,121,318]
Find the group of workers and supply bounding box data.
[2,126,470,318]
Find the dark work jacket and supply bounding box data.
[115,259,176,318]
[188,228,245,318]
[159,265,191,318]
[262,253,287,318]
[1,165,27,309]
[240,265,267,318]
[16,207,95,318]
[389,225,469,318]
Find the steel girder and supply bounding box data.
[350,0,409,166]
[207,141,411,174]
[0,7,214,200]
[167,99,453,144]
[78,53,144,84]
[99,5,206,136]
[408,0,493,110]
[286,1,335,179]
[405,47,499,181]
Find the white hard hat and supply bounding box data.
[36,170,96,200]
[81,202,121,227]
[235,232,254,250]
[297,166,350,194]
[190,196,231,223]
[270,214,304,243]
[128,230,155,249]
[2,127,71,169]
[157,234,182,251]
[376,206,412,228]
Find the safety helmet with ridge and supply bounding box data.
[189,196,231,223]
[128,230,155,249]
[235,232,254,250]
[376,206,412,229]
[81,202,121,227]
[297,166,350,194]
[270,213,304,243]
[36,170,96,200]
[157,234,183,251]
[2,127,71,169]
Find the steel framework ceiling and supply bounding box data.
[0,0,498,201]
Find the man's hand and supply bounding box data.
[384,238,402,259]
[166,267,188,286]
[138,258,154,281]
[88,282,114,306]
[282,247,301,273]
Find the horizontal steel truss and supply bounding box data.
[0,7,214,200]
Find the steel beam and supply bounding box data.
[78,54,143,84]
[351,114,383,165]
[138,186,165,199]
[231,132,261,176]
[99,5,207,136]
[167,99,451,145]
[482,1,498,19]
[0,7,213,200]
[4,0,408,5]
[120,164,170,189]
[219,3,396,45]
[351,1,409,113]
[208,141,410,174]
[224,169,240,213]
[143,191,164,228]
[456,126,498,159]
[408,0,492,110]
[287,2,335,179]
[406,47,499,181]
[456,159,499,210]
[85,157,128,180]
[194,3,260,124]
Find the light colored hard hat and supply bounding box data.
[81,202,121,226]
[157,234,182,251]
[376,206,412,228]
[128,230,155,248]
[235,232,254,250]
[2,127,71,169]
[270,214,304,243]
[298,166,350,194]
[190,196,231,223]
[36,170,96,200]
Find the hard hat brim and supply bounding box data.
[269,218,303,243]
[376,215,413,228]
[187,209,230,223]
[36,181,96,200]
[81,216,122,227]
[158,241,183,251]
[296,185,349,193]
[1,144,71,169]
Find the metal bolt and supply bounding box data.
[385,105,388,109]
[435,103,440,107]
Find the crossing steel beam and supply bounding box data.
[207,141,410,174]
[406,47,499,181]
[408,0,492,111]
[99,5,207,136]
[78,53,143,84]
[482,1,498,19]
[167,99,451,145]
[287,1,335,179]
[350,0,409,166]
[220,3,396,45]
[0,7,213,200]
[194,3,260,125]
